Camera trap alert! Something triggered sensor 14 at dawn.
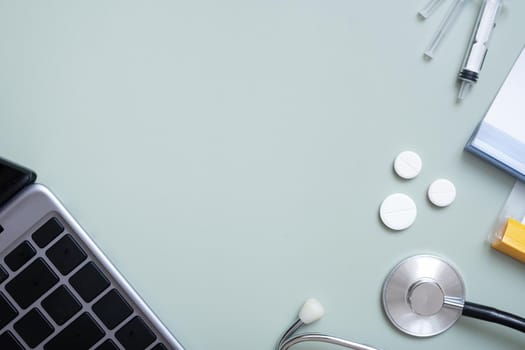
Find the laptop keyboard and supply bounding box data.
[0,216,170,350]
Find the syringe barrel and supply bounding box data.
[459,0,503,82]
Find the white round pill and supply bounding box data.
[379,193,417,231]
[428,179,456,207]
[394,151,422,179]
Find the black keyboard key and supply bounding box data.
[5,258,59,309]
[44,313,104,350]
[95,339,120,350]
[0,292,18,329]
[5,241,36,271]
[14,308,54,348]
[152,344,168,350]
[46,234,87,275]
[42,285,82,325]
[0,264,8,284]
[32,217,64,248]
[93,289,133,330]
[0,331,24,350]
[116,316,156,350]
[70,262,110,302]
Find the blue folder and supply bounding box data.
[466,46,525,182]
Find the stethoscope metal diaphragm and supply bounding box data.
[382,255,466,337]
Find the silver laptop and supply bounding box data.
[0,157,185,350]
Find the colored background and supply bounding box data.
[1,1,525,349]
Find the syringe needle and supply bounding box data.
[424,0,466,59]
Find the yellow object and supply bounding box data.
[492,218,525,263]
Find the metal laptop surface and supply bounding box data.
[0,184,185,350]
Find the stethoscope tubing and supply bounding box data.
[280,333,380,350]
[278,319,381,350]
[463,301,525,333]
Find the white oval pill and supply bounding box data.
[428,179,456,207]
[394,151,422,179]
[379,193,417,231]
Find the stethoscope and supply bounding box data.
[277,255,525,350]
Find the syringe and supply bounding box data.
[424,0,466,59]
[457,0,503,100]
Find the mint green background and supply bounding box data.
[1,1,525,349]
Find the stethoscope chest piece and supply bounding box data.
[382,255,466,337]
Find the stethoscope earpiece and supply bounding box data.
[298,298,325,324]
[277,299,381,350]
